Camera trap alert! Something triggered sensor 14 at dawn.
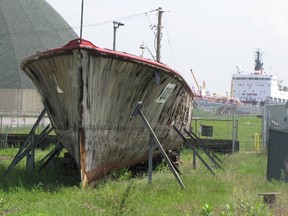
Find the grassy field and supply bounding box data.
[0,112,285,215]
[192,109,264,152]
[1,148,288,216]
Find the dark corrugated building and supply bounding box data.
[0,0,78,114]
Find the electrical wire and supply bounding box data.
[84,12,149,28]
[0,10,157,36]
[145,10,157,37]
[163,14,176,69]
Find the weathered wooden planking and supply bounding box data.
[22,39,194,184]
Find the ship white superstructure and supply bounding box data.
[232,50,288,105]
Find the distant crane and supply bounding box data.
[190,69,208,97]
[190,69,200,91]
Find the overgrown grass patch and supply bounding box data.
[0,148,287,215]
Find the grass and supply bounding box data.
[1,148,288,215]
[0,112,283,215]
[192,113,263,152]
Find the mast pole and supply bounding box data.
[113,22,117,51]
[79,0,84,41]
[156,7,163,62]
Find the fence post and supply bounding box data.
[262,108,267,150]
[194,119,198,136]
[228,111,231,139]
[236,120,239,141]
[254,133,260,152]
[17,114,19,134]
[232,113,236,153]
[266,111,271,148]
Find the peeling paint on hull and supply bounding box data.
[21,39,194,184]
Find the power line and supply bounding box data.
[0,10,157,36]
[87,11,153,27]
[163,14,176,69]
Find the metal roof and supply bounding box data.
[0,0,78,88]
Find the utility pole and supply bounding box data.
[140,42,145,57]
[156,7,164,62]
[113,21,124,51]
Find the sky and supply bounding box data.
[46,0,288,96]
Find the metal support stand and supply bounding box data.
[4,109,53,176]
[193,150,196,170]
[183,128,222,168]
[131,101,185,188]
[38,141,64,172]
[148,135,153,184]
[173,125,217,175]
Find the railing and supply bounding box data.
[0,114,51,149]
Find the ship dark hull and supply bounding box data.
[21,39,193,184]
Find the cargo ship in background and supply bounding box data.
[232,49,288,106]
[193,49,288,109]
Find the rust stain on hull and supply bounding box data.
[79,128,88,187]
[21,39,194,185]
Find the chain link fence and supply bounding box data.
[0,114,50,148]
[1,103,269,152]
[192,103,266,152]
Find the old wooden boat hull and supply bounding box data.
[21,39,193,184]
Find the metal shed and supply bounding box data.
[267,128,288,182]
